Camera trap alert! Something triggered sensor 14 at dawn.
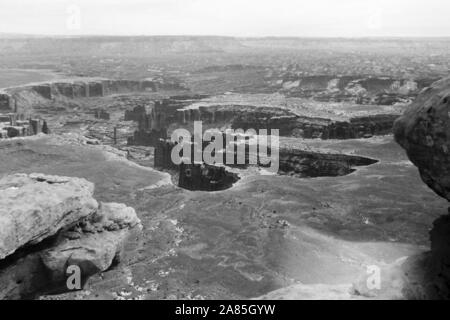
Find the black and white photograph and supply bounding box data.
[0,0,449,308]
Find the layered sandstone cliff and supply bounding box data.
[0,78,161,115]
[176,104,400,139]
[281,75,437,105]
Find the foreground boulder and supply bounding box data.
[0,174,141,299]
[394,77,450,299]
[0,173,98,260]
[394,78,450,201]
[41,202,141,288]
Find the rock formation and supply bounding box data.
[126,98,198,147]
[126,103,168,147]
[280,75,438,105]
[0,174,98,260]
[394,77,450,299]
[0,116,50,139]
[0,173,141,299]
[1,78,165,115]
[278,149,378,178]
[394,78,450,201]
[176,104,400,139]
[0,93,13,111]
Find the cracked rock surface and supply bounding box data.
[0,173,141,299]
[394,77,450,201]
[0,173,98,260]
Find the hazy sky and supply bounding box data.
[0,0,448,37]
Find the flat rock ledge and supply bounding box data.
[0,173,98,260]
[0,173,142,299]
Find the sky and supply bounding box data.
[0,0,449,37]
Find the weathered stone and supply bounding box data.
[0,173,98,260]
[394,77,450,201]
[41,201,141,294]
[394,77,450,299]
[0,197,141,299]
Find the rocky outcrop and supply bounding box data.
[282,75,438,104]
[0,92,14,111]
[0,174,98,260]
[232,112,300,136]
[40,202,141,294]
[0,173,141,299]
[289,114,398,139]
[1,78,163,114]
[0,117,50,139]
[278,149,378,178]
[394,77,450,299]
[126,98,197,147]
[177,104,399,139]
[177,105,295,131]
[394,78,450,201]
[126,103,168,147]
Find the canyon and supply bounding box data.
[0,131,446,299]
[0,74,447,299]
[0,36,449,300]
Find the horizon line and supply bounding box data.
[3,33,450,40]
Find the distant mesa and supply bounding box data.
[0,78,187,115]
